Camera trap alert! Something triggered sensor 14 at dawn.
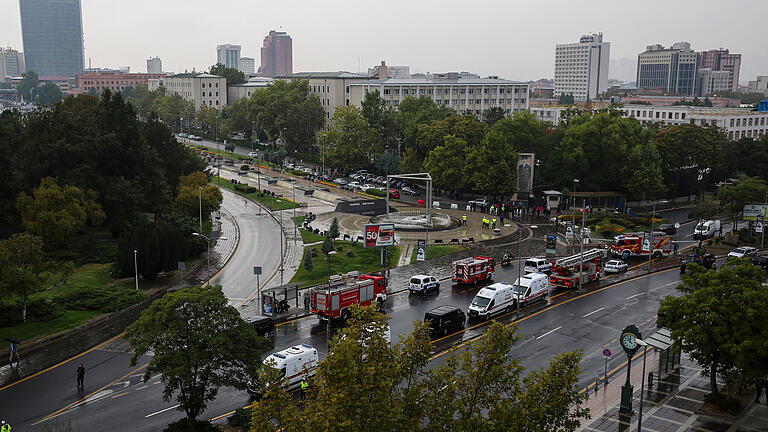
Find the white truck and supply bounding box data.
[694,220,720,239]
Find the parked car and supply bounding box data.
[362,183,376,190]
[348,181,362,190]
[334,178,348,185]
[728,246,757,259]
[402,186,418,196]
[751,254,768,269]
[424,305,465,336]
[523,257,552,274]
[301,167,312,174]
[409,274,440,295]
[389,190,400,199]
[247,151,258,157]
[604,259,629,273]
[468,198,489,207]
[179,133,189,138]
[657,223,678,235]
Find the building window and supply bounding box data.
[681,113,686,120]
[215,83,218,88]
[346,86,350,93]
[216,100,219,106]
[656,112,660,118]
[749,118,754,126]
[215,91,218,97]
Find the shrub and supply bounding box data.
[0,298,64,327]
[240,164,249,171]
[288,169,309,177]
[365,189,386,197]
[705,393,742,415]
[227,407,251,429]
[57,286,143,312]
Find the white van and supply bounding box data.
[467,282,516,321]
[263,344,319,390]
[511,273,549,307]
[524,257,552,274]
[694,220,720,239]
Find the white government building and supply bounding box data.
[554,33,610,101]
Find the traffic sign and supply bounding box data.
[641,235,651,252]
[757,222,763,233]
[603,348,612,358]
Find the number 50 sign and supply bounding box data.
[364,224,396,248]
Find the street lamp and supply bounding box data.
[572,179,579,209]
[326,250,337,348]
[578,199,586,289]
[198,186,203,234]
[636,338,650,432]
[192,232,228,284]
[648,200,668,273]
[133,249,139,291]
[516,225,537,317]
[292,180,297,241]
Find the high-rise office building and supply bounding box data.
[259,30,292,77]
[636,42,700,96]
[0,48,26,81]
[553,33,610,101]
[239,57,255,74]
[147,56,162,74]
[700,49,741,92]
[19,0,84,78]
[216,44,241,70]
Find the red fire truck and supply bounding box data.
[610,233,672,260]
[549,248,607,289]
[310,272,388,321]
[452,256,495,285]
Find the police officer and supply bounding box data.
[462,215,467,226]
[492,218,497,230]
[1,420,10,432]
[301,378,309,400]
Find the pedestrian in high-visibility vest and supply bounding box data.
[301,379,309,400]
[1,420,10,432]
[462,215,467,226]
[492,218,497,230]
[481,218,487,229]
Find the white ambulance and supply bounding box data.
[467,282,516,321]
[511,273,549,307]
[263,344,319,390]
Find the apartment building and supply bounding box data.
[700,49,741,92]
[697,68,731,97]
[620,104,768,140]
[347,73,529,118]
[163,73,227,109]
[748,76,768,95]
[147,57,162,74]
[637,42,700,96]
[553,34,610,101]
[0,48,25,81]
[217,44,241,70]
[280,71,374,122]
[76,70,165,93]
[239,57,256,74]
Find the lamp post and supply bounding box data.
[292,180,297,241]
[133,249,139,291]
[326,250,337,348]
[762,192,767,249]
[198,186,203,234]
[516,225,537,317]
[648,200,668,273]
[192,232,228,284]
[572,178,579,209]
[579,199,586,289]
[636,339,650,432]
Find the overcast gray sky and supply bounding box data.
[2,0,766,83]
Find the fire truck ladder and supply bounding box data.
[555,248,607,268]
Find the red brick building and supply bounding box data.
[76,70,165,93]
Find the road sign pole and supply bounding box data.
[604,357,609,384]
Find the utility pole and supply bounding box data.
[579,199,586,289]
[133,250,139,291]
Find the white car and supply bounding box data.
[728,246,757,259]
[402,186,418,196]
[301,167,312,174]
[604,259,628,273]
[334,178,348,185]
[524,257,552,274]
[361,183,376,190]
[409,275,440,295]
[248,151,258,157]
[348,181,362,190]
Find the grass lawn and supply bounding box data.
[291,241,401,287]
[410,245,466,264]
[0,310,101,343]
[215,177,299,211]
[292,216,325,243]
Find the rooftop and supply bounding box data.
[283,71,369,79]
[349,76,526,86]
[167,73,222,79]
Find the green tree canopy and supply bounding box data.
[717,175,768,225]
[324,106,381,172]
[17,177,106,249]
[397,95,454,157]
[126,285,266,422]
[36,82,63,105]
[402,114,485,173]
[173,172,223,222]
[0,233,46,322]
[16,70,38,102]
[624,141,667,200]
[482,106,506,126]
[424,135,469,191]
[654,123,727,196]
[209,63,246,85]
[463,129,519,196]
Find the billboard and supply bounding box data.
[743,204,768,221]
[364,224,396,247]
[416,239,426,261]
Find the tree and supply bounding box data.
[173,172,223,221]
[361,90,399,151]
[482,106,506,126]
[328,217,340,240]
[374,152,401,175]
[0,233,46,322]
[463,129,518,196]
[209,63,246,85]
[303,248,314,271]
[402,114,485,173]
[654,123,727,197]
[321,234,334,255]
[16,70,38,102]
[250,307,589,432]
[424,135,469,192]
[324,106,381,172]
[717,175,768,230]
[624,141,666,200]
[17,177,106,249]
[659,259,768,398]
[36,82,63,105]
[126,285,265,424]
[397,95,454,157]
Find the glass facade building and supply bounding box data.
[19,0,84,78]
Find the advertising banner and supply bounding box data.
[743,204,768,221]
[416,239,426,262]
[364,224,396,247]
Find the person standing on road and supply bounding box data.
[77,363,85,389]
[492,218,497,230]
[8,341,19,364]
[1,420,11,432]
[462,215,467,226]
[300,378,309,400]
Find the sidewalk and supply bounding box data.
[182,204,240,286]
[579,353,768,432]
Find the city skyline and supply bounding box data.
[0,0,766,82]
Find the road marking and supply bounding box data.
[145,404,180,418]
[536,326,562,340]
[111,392,128,399]
[135,385,148,390]
[626,292,645,299]
[0,332,126,393]
[582,307,604,318]
[32,363,148,425]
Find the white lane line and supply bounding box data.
[582,307,605,318]
[626,292,645,300]
[536,326,562,340]
[145,404,180,418]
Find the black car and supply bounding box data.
[751,254,768,270]
[425,305,466,336]
[657,223,678,235]
[680,251,716,274]
[249,315,276,347]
